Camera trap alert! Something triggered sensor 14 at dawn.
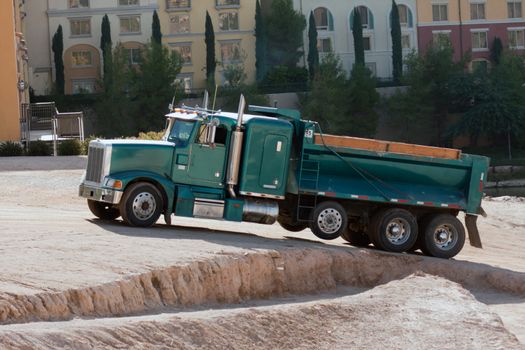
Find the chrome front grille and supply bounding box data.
[86,146,105,183]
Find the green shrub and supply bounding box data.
[81,136,99,155]
[137,131,165,140]
[58,139,82,156]
[0,141,23,157]
[27,141,52,156]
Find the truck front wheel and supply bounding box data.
[120,182,163,227]
[309,201,348,240]
[419,214,465,259]
[369,208,418,253]
[87,200,120,220]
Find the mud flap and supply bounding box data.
[465,214,482,248]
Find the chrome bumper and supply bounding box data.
[79,183,123,204]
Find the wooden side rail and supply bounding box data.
[314,134,461,160]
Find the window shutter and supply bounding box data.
[408,9,413,27]
[329,11,334,31]
[369,10,374,29]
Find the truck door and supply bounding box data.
[170,120,196,184]
[187,124,228,188]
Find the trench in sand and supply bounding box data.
[0,247,523,326]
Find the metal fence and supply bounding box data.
[20,102,84,156]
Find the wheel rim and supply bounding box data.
[132,192,156,221]
[317,208,342,234]
[385,218,411,245]
[433,224,457,250]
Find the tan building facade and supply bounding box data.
[0,0,29,142]
[158,0,256,92]
[39,0,158,95]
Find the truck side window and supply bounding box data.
[214,126,227,145]
[169,120,195,147]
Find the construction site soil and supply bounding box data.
[0,156,523,349]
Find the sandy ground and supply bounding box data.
[0,156,524,349]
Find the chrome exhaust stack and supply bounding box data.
[226,95,246,198]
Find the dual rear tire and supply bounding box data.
[307,201,465,259]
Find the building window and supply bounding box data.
[120,16,141,34]
[397,5,412,27]
[471,30,488,51]
[173,44,192,64]
[170,14,190,33]
[72,79,96,94]
[216,0,239,6]
[71,51,92,67]
[176,74,193,93]
[363,37,372,51]
[470,3,486,20]
[508,29,525,48]
[508,1,523,18]
[119,0,139,5]
[432,4,448,21]
[220,41,241,63]
[402,34,411,49]
[432,31,451,47]
[313,7,334,31]
[350,6,374,30]
[317,38,332,53]
[219,12,239,31]
[124,48,141,65]
[70,19,91,36]
[68,0,89,8]
[166,0,190,10]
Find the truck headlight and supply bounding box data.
[104,178,123,189]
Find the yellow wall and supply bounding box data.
[0,0,21,142]
[417,0,515,23]
[158,1,256,90]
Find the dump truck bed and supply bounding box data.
[298,133,489,215]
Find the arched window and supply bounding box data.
[350,6,374,30]
[313,7,334,31]
[393,4,413,28]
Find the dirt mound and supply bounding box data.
[1,249,523,326]
[0,275,521,350]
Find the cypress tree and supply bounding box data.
[52,25,65,95]
[391,1,403,83]
[491,37,503,65]
[152,10,162,44]
[255,0,267,82]
[205,11,216,84]
[352,8,365,67]
[307,11,319,80]
[100,14,113,87]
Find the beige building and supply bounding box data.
[0,0,29,142]
[158,0,256,92]
[30,0,158,95]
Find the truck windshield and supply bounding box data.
[169,120,195,146]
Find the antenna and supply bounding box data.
[168,87,177,112]
[211,84,219,112]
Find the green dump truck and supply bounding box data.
[79,97,489,259]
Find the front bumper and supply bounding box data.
[79,182,123,204]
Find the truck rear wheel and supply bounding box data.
[309,201,348,240]
[87,200,120,220]
[120,182,163,227]
[419,214,465,259]
[368,208,418,253]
